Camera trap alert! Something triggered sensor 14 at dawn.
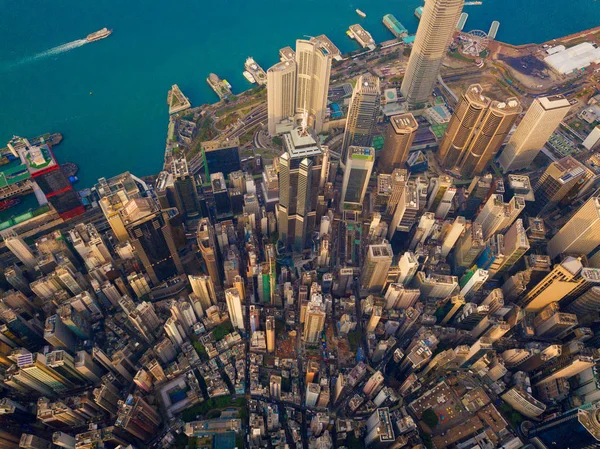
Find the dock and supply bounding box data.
[245,57,267,86]
[489,21,500,39]
[457,13,468,31]
[167,85,191,115]
[348,24,376,50]
[383,14,408,39]
[206,74,232,100]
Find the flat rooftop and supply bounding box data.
[203,138,240,152]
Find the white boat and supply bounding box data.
[243,70,256,84]
[356,9,366,18]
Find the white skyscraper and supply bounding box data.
[3,231,37,271]
[498,95,571,172]
[225,288,245,330]
[267,60,297,135]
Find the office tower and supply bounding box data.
[267,60,297,135]
[459,268,489,298]
[461,174,492,218]
[44,315,78,351]
[340,75,380,166]
[498,95,571,172]
[115,396,161,443]
[196,218,221,286]
[225,288,244,331]
[584,124,600,150]
[19,434,51,449]
[415,272,458,299]
[397,251,419,286]
[164,317,184,348]
[21,140,85,220]
[75,350,104,384]
[363,371,385,398]
[409,212,435,250]
[489,218,529,277]
[532,156,588,215]
[462,337,493,368]
[277,127,323,251]
[303,294,326,343]
[438,85,521,177]
[171,157,200,218]
[567,286,600,318]
[295,39,332,133]
[454,222,484,269]
[441,216,466,258]
[189,274,216,311]
[361,244,393,293]
[500,387,546,419]
[201,138,241,177]
[266,316,275,353]
[534,353,595,387]
[69,223,112,270]
[52,432,76,449]
[270,375,282,399]
[476,193,525,240]
[378,113,419,173]
[521,256,584,311]
[365,408,395,447]
[340,147,374,211]
[4,265,31,295]
[366,306,382,333]
[400,0,463,107]
[305,383,321,407]
[127,272,151,298]
[384,284,420,310]
[548,196,600,259]
[3,231,37,271]
[121,197,182,284]
[535,310,578,339]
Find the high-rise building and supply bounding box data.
[225,288,244,331]
[267,60,297,135]
[532,156,588,215]
[122,197,183,284]
[438,85,521,178]
[277,126,323,251]
[115,396,161,443]
[196,218,221,286]
[548,196,600,260]
[266,316,275,353]
[378,114,419,173]
[441,216,466,258]
[498,95,571,172]
[340,147,374,211]
[189,274,216,311]
[400,0,463,107]
[501,387,546,419]
[361,244,394,293]
[201,138,242,177]
[172,157,200,218]
[303,294,326,343]
[295,39,332,133]
[3,231,37,271]
[20,140,85,220]
[340,75,380,166]
[490,218,530,277]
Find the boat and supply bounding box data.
[86,28,112,42]
[0,198,20,212]
[464,1,482,5]
[356,9,366,18]
[244,57,267,85]
[223,79,232,90]
[243,71,256,84]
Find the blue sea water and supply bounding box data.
[0,0,599,191]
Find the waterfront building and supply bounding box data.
[201,138,241,177]
[267,60,297,136]
[498,95,571,172]
[548,196,600,260]
[340,147,374,211]
[172,157,200,218]
[340,75,380,167]
[378,114,418,173]
[401,0,463,107]
[295,39,332,133]
[438,85,521,178]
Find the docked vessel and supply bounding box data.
[244,57,267,85]
[206,73,232,100]
[464,1,482,5]
[356,9,366,18]
[0,198,20,212]
[86,28,112,42]
[243,71,256,84]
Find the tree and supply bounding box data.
[422,408,439,428]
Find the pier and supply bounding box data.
[457,13,468,31]
[167,85,191,115]
[348,24,376,50]
[489,21,500,39]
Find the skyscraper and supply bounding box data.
[3,231,37,271]
[172,157,200,218]
[122,197,183,284]
[532,156,588,215]
[378,113,419,173]
[498,95,571,172]
[295,39,332,133]
[400,0,464,107]
[225,288,244,331]
[197,218,222,286]
[340,75,381,166]
[266,316,275,354]
[303,294,326,343]
[547,196,600,260]
[361,244,394,293]
[201,138,242,178]
[438,85,521,178]
[267,60,297,135]
[340,147,375,211]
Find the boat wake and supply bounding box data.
[3,39,88,70]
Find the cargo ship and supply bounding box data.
[244,57,267,86]
[356,9,366,18]
[0,198,20,212]
[86,28,112,42]
[206,73,232,100]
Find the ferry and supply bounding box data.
[244,57,267,85]
[243,71,256,84]
[356,9,366,18]
[0,198,20,212]
[86,28,112,42]
[464,1,482,5]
